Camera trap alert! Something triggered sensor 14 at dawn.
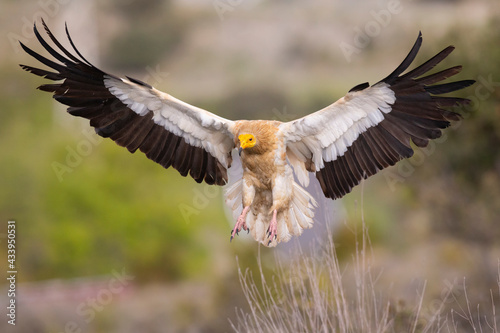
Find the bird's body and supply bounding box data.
[20,21,475,247]
[229,120,316,246]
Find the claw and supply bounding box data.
[230,206,250,243]
[266,209,278,245]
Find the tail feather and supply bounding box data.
[286,207,301,237]
[270,181,316,247]
[278,216,292,244]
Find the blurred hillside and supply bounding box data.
[1,0,499,332]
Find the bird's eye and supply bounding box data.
[249,138,253,141]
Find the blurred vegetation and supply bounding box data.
[102,0,188,70]
[0,73,223,282]
[0,1,499,332]
[412,19,500,244]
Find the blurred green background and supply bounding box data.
[1,0,499,331]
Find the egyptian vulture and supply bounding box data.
[21,21,474,247]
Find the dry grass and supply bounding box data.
[231,223,400,332]
[230,206,500,332]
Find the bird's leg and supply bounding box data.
[267,209,278,245]
[230,206,250,242]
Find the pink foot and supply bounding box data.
[230,206,250,242]
[267,210,278,245]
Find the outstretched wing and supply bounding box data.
[20,20,235,185]
[281,32,474,199]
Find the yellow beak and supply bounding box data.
[238,134,256,150]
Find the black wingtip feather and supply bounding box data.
[415,66,463,85]
[349,82,370,93]
[40,20,82,64]
[380,31,422,84]
[126,76,153,89]
[63,21,94,67]
[424,80,476,95]
[19,41,66,74]
[34,21,75,66]
[400,46,455,81]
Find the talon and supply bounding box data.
[230,206,250,244]
[266,209,278,245]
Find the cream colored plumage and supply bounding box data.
[227,120,317,246]
[21,22,474,247]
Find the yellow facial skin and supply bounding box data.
[238,134,256,150]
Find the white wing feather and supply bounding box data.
[280,82,395,185]
[104,75,235,168]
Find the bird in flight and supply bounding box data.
[21,20,474,247]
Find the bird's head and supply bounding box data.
[238,133,257,155]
